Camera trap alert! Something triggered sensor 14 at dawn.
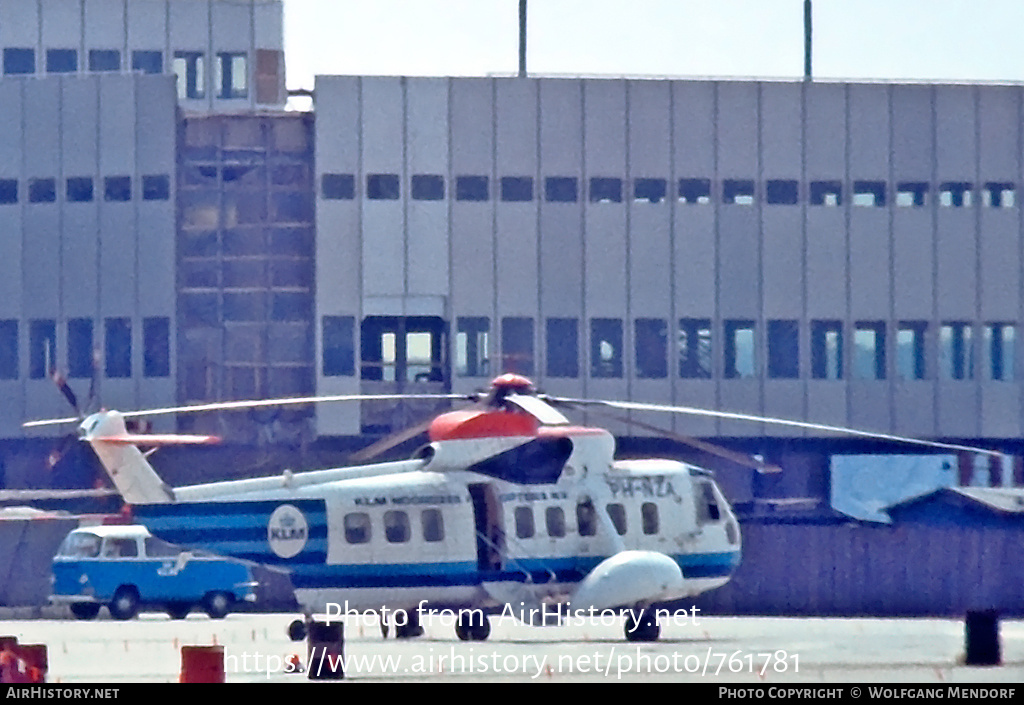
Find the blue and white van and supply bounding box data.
[50,524,258,620]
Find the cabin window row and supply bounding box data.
[0,175,170,205]
[0,317,171,381]
[343,508,445,545]
[320,173,1018,208]
[515,501,660,539]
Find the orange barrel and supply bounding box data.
[15,645,47,683]
[180,645,226,683]
[306,621,344,680]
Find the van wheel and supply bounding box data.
[70,602,100,620]
[109,586,140,620]
[166,602,191,620]
[203,591,232,619]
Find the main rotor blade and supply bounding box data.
[346,418,434,465]
[23,392,473,429]
[549,396,1003,458]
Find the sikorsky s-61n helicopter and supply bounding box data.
[24,372,998,643]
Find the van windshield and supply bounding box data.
[58,532,101,558]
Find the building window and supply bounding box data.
[984,323,1015,381]
[143,317,170,378]
[678,178,711,204]
[411,174,444,201]
[383,511,410,543]
[66,177,94,203]
[853,321,886,380]
[589,177,622,203]
[545,506,566,538]
[366,173,400,200]
[852,180,886,207]
[46,49,77,74]
[500,176,533,202]
[132,50,162,74]
[29,319,56,379]
[67,319,94,379]
[896,321,927,381]
[142,175,170,201]
[88,50,119,72]
[635,318,667,379]
[722,179,755,205]
[421,509,444,542]
[633,178,666,204]
[724,320,756,379]
[105,318,131,378]
[545,176,578,203]
[216,52,247,99]
[0,320,16,379]
[767,320,799,379]
[0,180,16,204]
[323,316,355,377]
[765,179,798,205]
[501,317,534,375]
[514,506,535,539]
[983,182,1016,208]
[456,317,490,377]
[896,182,929,207]
[28,178,56,203]
[590,318,623,378]
[173,51,206,100]
[545,317,578,378]
[939,182,973,208]
[344,513,370,544]
[3,48,34,75]
[811,320,843,380]
[607,503,627,535]
[810,180,842,206]
[939,322,974,380]
[321,173,355,200]
[679,318,712,378]
[455,175,488,201]
[104,176,131,202]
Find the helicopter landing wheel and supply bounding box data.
[624,608,660,642]
[455,611,490,641]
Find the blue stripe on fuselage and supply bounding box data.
[134,500,740,588]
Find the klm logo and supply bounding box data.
[267,504,309,559]
[270,525,306,542]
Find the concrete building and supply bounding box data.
[2,0,1022,490]
[0,0,285,440]
[313,76,1024,458]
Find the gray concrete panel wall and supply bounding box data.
[406,78,449,297]
[307,75,1024,443]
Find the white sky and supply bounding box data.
[282,0,1024,92]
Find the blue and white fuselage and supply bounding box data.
[80,383,741,640]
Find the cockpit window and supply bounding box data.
[58,532,101,558]
[696,482,722,524]
[641,502,659,535]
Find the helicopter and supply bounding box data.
[23,372,999,644]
